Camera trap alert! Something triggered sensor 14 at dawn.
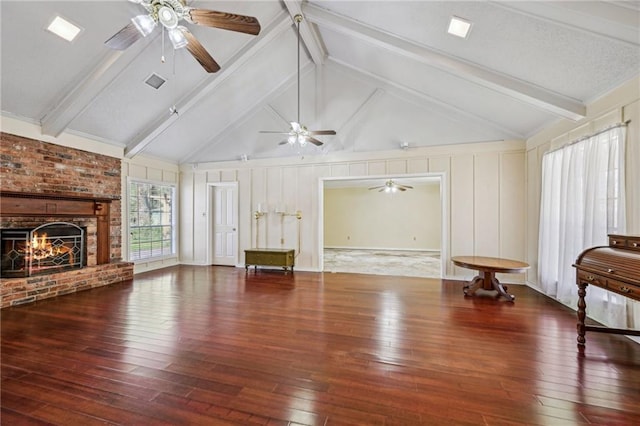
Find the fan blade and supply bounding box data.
[180,28,220,73]
[368,186,384,190]
[189,9,261,35]
[378,188,385,192]
[308,130,336,136]
[306,136,324,146]
[398,187,407,191]
[398,185,414,189]
[105,22,143,50]
[278,140,289,145]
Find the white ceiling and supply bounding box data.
[2,1,639,165]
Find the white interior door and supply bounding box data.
[209,183,238,266]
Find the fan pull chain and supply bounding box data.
[173,46,176,75]
[161,29,166,63]
[169,46,178,116]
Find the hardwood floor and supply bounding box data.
[2,265,640,425]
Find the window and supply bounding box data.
[537,124,627,327]
[128,180,176,261]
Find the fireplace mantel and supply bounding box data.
[0,191,120,264]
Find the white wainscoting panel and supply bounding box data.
[473,153,500,257]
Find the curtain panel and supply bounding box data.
[537,125,637,329]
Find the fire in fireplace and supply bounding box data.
[1,222,85,278]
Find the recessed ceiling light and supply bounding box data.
[46,15,82,42]
[447,16,472,39]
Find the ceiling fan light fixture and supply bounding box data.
[158,6,179,29]
[132,14,156,36]
[290,121,302,133]
[168,27,188,49]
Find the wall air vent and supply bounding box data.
[144,73,166,90]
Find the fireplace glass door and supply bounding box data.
[1,222,85,278]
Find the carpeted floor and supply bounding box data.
[323,248,441,278]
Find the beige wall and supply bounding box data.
[324,183,441,250]
[181,139,526,280]
[525,76,640,288]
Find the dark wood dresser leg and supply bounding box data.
[577,281,588,346]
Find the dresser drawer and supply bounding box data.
[626,236,640,251]
[609,234,640,252]
[606,279,640,300]
[577,270,606,287]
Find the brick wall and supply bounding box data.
[1,133,120,194]
[1,262,134,308]
[1,132,122,260]
[1,132,133,308]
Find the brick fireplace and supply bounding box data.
[0,132,134,308]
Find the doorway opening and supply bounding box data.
[320,174,446,278]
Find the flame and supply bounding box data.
[27,232,74,263]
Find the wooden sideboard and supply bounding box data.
[245,249,295,272]
[573,234,640,347]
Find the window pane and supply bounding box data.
[129,181,176,261]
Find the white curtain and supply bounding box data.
[538,125,630,328]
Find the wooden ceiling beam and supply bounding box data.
[125,11,292,159]
[40,37,155,139]
[179,62,315,164]
[493,1,640,46]
[283,0,326,65]
[327,59,523,140]
[303,3,586,121]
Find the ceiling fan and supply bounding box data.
[104,0,261,73]
[259,14,336,147]
[369,180,414,193]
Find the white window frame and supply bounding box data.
[127,178,177,262]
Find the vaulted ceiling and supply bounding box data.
[2,1,639,165]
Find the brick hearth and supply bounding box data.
[1,132,133,308]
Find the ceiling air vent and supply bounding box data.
[144,73,166,90]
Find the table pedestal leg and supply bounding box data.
[463,271,515,302]
[491,276,515,302]
[463,276,484,296]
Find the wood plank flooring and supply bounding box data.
[2,265,640,425]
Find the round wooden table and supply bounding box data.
[451,256,530,302]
